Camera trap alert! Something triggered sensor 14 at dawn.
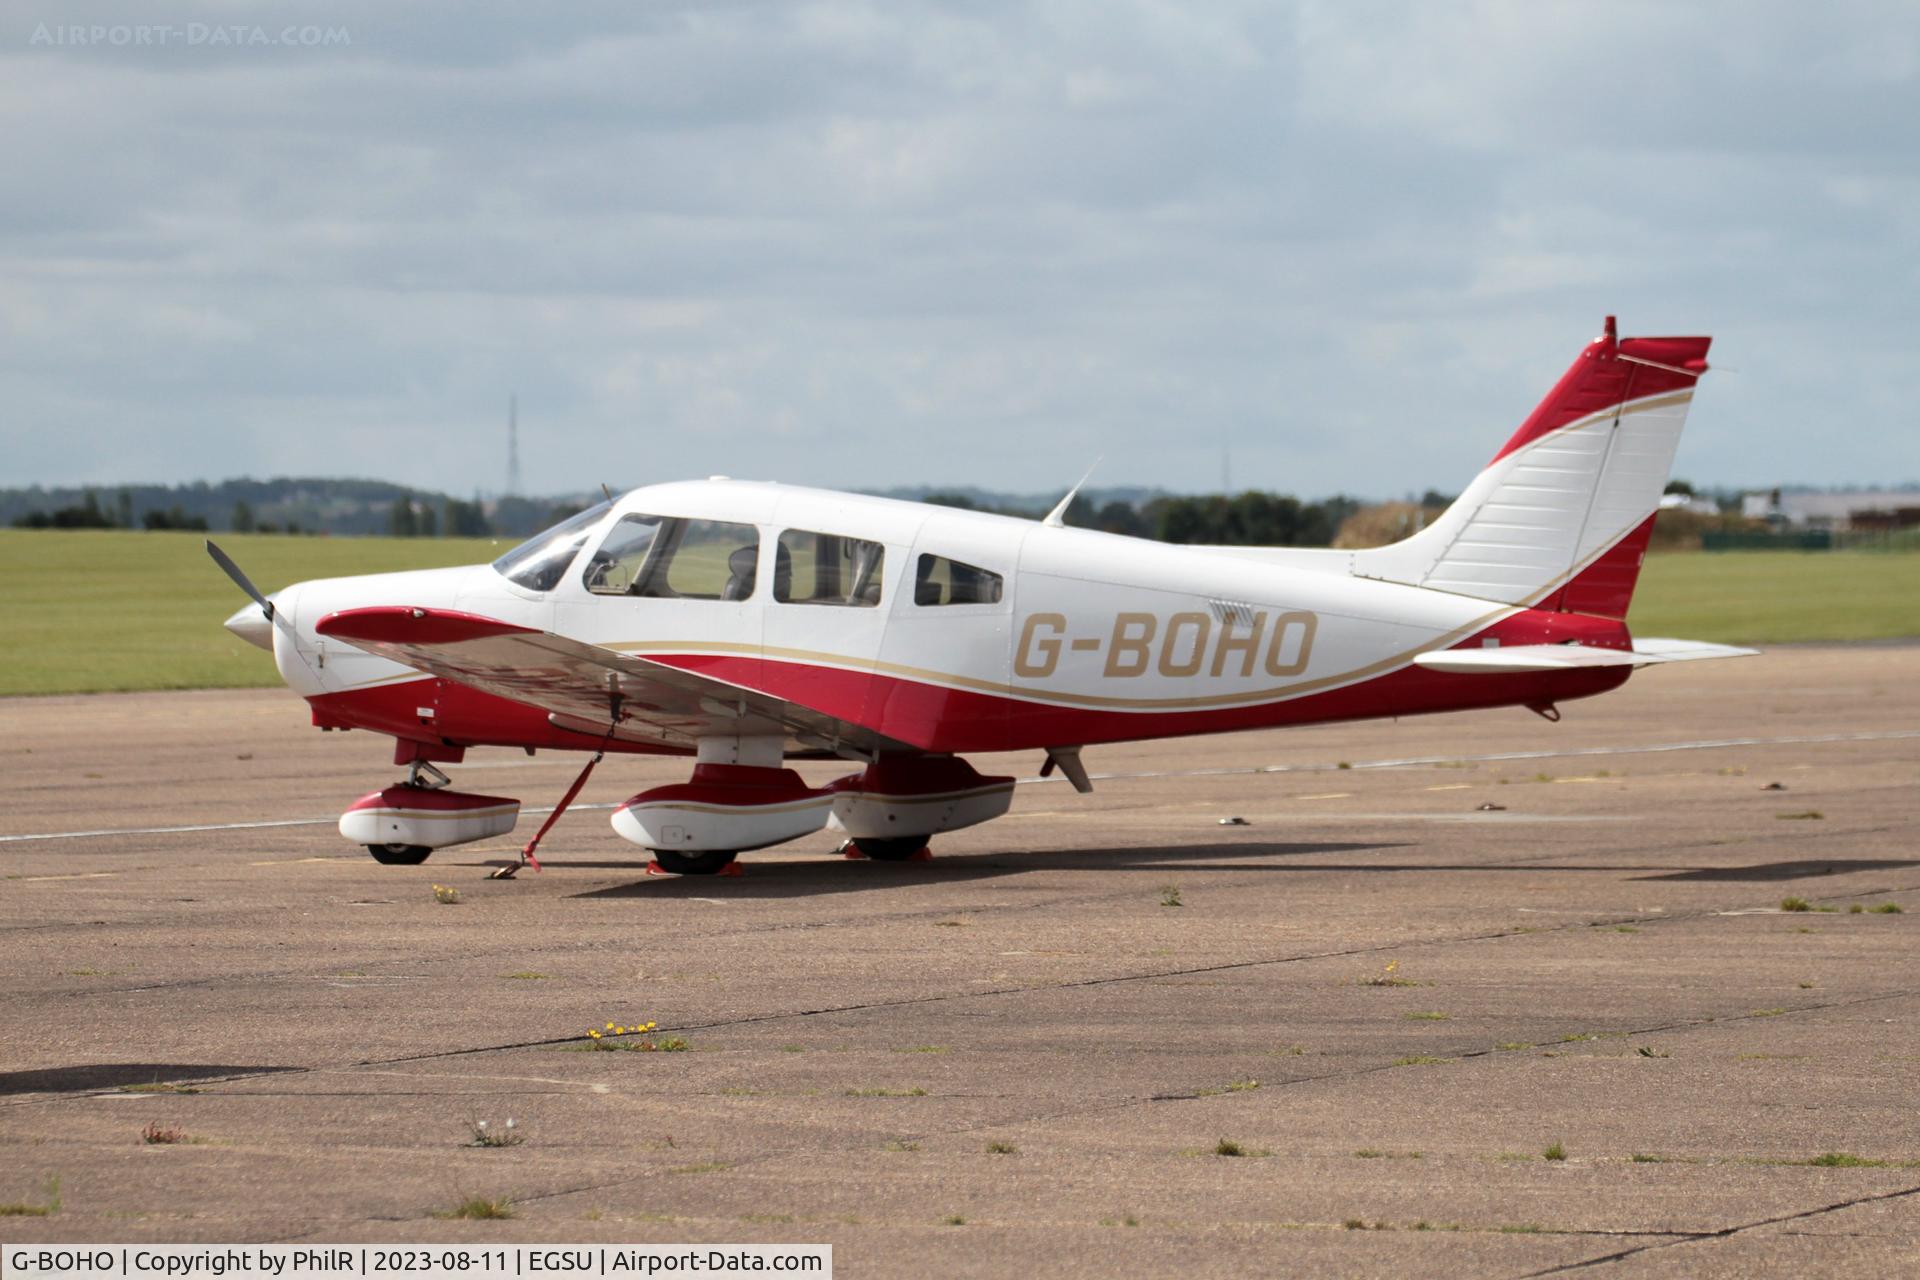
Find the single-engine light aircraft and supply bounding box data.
[213,318,1752,877]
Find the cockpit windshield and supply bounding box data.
[491,499,614,592]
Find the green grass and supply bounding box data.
[1629,551,1920,644]
[0,529,501,695]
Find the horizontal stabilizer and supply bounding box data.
[1413,638,1757,675]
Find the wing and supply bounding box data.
[315,606,902,758]
[1412,638,1758,675]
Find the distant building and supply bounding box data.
[1658,492,1719,516]
[1741,489,1920,530]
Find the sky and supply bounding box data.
[3,1,1916,501]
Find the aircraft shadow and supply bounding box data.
[562,848,1920,901]
[1634,858,1920,882]
[566,840,1407,900]
[0,1062,302,1096]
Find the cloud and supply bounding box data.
[1,0,1915,498]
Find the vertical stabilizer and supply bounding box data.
[1351,319,1710,619]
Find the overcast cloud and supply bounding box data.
[3,0,1916,499]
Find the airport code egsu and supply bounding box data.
[1014,609,1318,679]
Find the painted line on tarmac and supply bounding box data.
[0,802,621,845]
[3,727,1915,846]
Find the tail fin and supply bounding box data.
[1352,317,1710,619]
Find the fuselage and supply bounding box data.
[253,478,1631,760]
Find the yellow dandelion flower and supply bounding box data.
[588,1030,601,1039]
[615,1027,626,1035]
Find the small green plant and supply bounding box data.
[1630,1153,1668,1163]
[1872,902,1904,914]
[985,1141,1017,1154]
[0,1177,60,1217]
[1780,897,1812,912]
[503,971,550,980]
[1849,904,1866,914]
[1543,1142,1567,1161]
[1613,926,1640,934]
[1361,960,1421,988]
[121,1081,199,1094]
[1393,1055,1448,1067]
[1750,1008,1786,1018]
[1636,1046,1671,1058]
[944,1214,966,1226]
[441,1195,514,1220]
[1160,885,1183,908]
[1404,1011,1450,1022]
[1099,1213,1141,1227]
[1336,761,1352,770]
[580,1020,685,1051]
[1225,1078,1259,1092]
[432,883,461,904]
[1806,1152,1882,1168]
[1355,1149,1422,1160]
[1776,811,1824,821]
[883,1140,920,1152]
[894,1045,949,1054]
[141,1122,190,1145]
[1214,1138,1248,1157]
[467,1118,523,1148]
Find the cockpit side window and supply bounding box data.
[774,529,885,607]
[491,499,613,593]
[914,554,1004,606]
[584,515,760,600]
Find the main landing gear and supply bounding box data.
[338,757,523,867]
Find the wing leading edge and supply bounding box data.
[314,606,905,759]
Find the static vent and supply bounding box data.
[1208,598,1258,627]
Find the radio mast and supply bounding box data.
[506,393,521,496]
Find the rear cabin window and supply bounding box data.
[583,515,761,600]
[775,530,886,607]
[914,554,1004,606]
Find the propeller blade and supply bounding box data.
[205,539,274,621]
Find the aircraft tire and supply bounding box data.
[651,848,739,875]
[368,843,433,865]
[851,837,928,861]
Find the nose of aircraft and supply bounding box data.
[223,601,275,651]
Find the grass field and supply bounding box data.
[1,531,1915,696]
[0,529,501,696]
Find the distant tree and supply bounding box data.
[232,500,256,533]
[388,495,418,538]
[12,492,119,528]
[1418,489,1457,510]
[1665,478,1696,496]
[417,504,438,538]
[1092,500,1147,538]
[115,489,134,529]
[443,497,491,538]
[143,505,208,531]
[922,492,980,511]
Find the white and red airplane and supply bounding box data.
[212,318,1751,877]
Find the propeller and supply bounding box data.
[206,539,275,620]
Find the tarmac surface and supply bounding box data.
[2,644,1918,1276]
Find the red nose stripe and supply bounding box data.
[316,606,539,645]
